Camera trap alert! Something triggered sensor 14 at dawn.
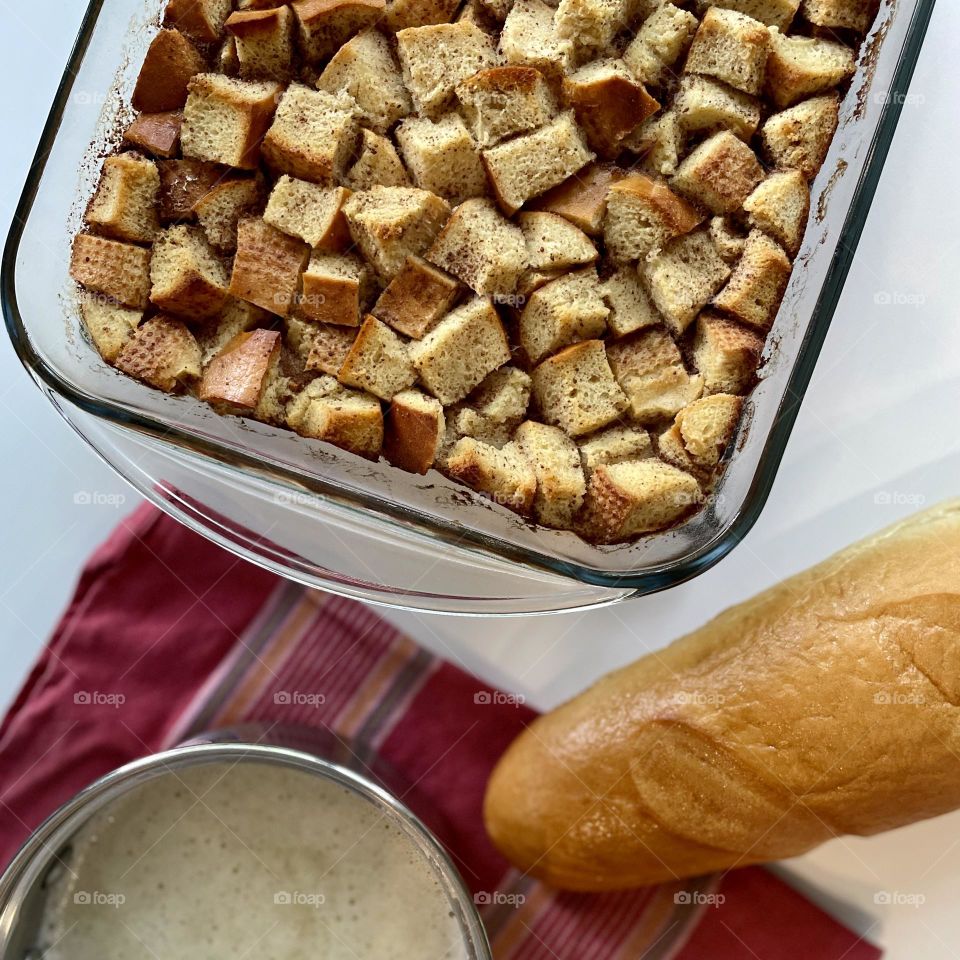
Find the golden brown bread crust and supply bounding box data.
[532,162,624,236]
[485,501,960,889]
[124,112,183,159]
[198,329,281,407]
[132,29,205,114]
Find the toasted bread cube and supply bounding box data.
[519,268,608,364]
[713,229,791,331]
[517,267,562,299]
[708,215,747,263]
[409,298,510,404]
[603,173,703,264]
[766,32,856,109]
[165,0,232,41]
[252,351,291,425]
[229,218,310,316]
[396,22,499,117]
[387,0,461,29]
[426,198,527,297]
[685,8,770,96]
[513,420,586,527]
[517,212,597,271]
[554,0,630,59]
[692,309,764,394]
[600,267,661,337]
[132,29,205,114]
[532,162,623,237]
[483,112,594,215]
[86,154,161,244]
[468,366,531,422]
[456,66,556,150]
[384,389,446,473]
[623,3,698,84]
[531,340,628,436]
[181,74,283,170]
[218,35,240,75]
[760,93,839,180]
[199,328,282,408]
[317,30,412,133]
[499,0,570,84]
[624,110,685,179]
[344,186,452,281]
[801,0,873,31]
[743,170,809,256]
[695,0,798,30]
[194,174,264,252]
[264,177,351,251]
[297,252,373,326]
[150,225,229,320]
[440,406,515,455]
[157,159,225,222]
[395,114,487,204]
[304,322,359,373]
[372,256,461,338]
[673,74,761,141]
[292,0,387,62]
[660,393,743,475]
[641,229,731,335]
[580,459,702,541]
[70,234,152,310]
[262,85,359,184]
[286,375,384,458]
[338,316,417,399]
[578,424,653,477]
[225,6,296,82]
[78,293,142,363]
[123,111,183,159]
[564,60,660,159]
[671,130,763,215]
[115,314,202,391]
[444,437,537,515]
[196,298,271,364]
[344,130,411,191]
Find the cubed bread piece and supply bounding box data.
[123,112,183,159]
[165,0,232,41]
[660,392,743,473]
[600,267,661,337]
[395,114,487,204]
[671,130,763,215]
[344,130,411,191]
[623,110,685,179]
[760,93,839,180]
[554,0,630,60]
[457,0,500,30]
[372,256,461,338]
[517,267,561,298]
[468,366,531,422]
[517,212,597,271]
[337,316,417,399]
[532,163,624,237]
[766,32,856,109]
[194,174,264,252]
[219,36,240,75]
[229,218,310,316]
[196,297,271,365]
[306,323,360,374]
[225,6,296,82]
[150,225,229,320]
[713,228,791,331]
[286,375,384,458]
[623,3,698,85]
[132,29,205,114]
[384,389,445,473]
[641,228,731,335]
[298,252,373,326]
[444,437,537,515]
[513,420,586,528]
[708,215,746,263]
[743,169,809,256]
[580,459,702,541]
[292,0,387,62]
[426,198,527,297]
[695,0,798,30]
[603,173,703,264]
[157,159,225,222]
[673,74,761,141]
[78,293,142,363]
[578,424,653,476]
[181,74,282,170]
[456,66,556,149]
[252,352,291,425]
[86,153,160,244]
[692,309,764,394]
[531,340,628,436]
[499,0,570,84]
[344,186,452,281]
[409,297,510,404]
[684,8,770,96]
[801,0,873,31]
[483,112,594,215]
[262,85,359,183]
[70,234,153,310]
[115,314,202,391]
[199,328,282,408]
[441,406,514,454]
[317,30,413,133]
[387,0,461,29]
[264,177,351,251]
[396,22,499,117]
[519,267,608,364]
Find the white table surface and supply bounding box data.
[1,2,956,957]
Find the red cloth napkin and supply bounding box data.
[0,505,882,960]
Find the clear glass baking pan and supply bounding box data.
[2,0,935,615]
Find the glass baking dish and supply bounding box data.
[2,0,936,615]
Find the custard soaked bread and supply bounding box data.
[71,0,876,542]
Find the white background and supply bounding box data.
[1,2,958,957]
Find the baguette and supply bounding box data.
[485,501,960,889]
